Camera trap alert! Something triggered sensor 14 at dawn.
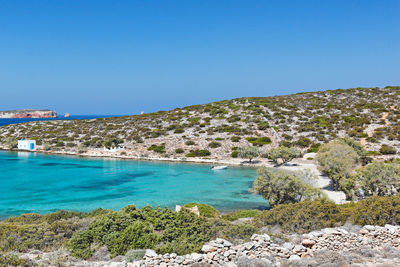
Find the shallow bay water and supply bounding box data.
[0,151,266,218]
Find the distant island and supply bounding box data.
[0,109,57,118]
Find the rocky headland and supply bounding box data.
[0,109,57,118]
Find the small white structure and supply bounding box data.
[103,146,125,152]
[18,139,36,151]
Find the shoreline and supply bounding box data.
[0,147,267,168]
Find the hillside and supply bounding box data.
[0,86,399,160]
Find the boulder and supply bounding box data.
[363,225,376,231]
[144,249,157,258]
[288,255,301,261]
[359,229,369,235]
[202,244,218,253]
[190,253,204,262]
[282,242,294,251]
[302,239,316,247]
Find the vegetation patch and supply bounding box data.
[185,149,211,157]
[246,137,272,146]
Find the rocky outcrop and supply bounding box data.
[0,109,57,118]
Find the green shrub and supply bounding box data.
[222,210,261,221]
[174,128,184,134]
[253,199,348,233]
[175,148,184,154]
[231,136,241,142]
[351,195,400,226]
[379,144,397,155]
[295,137,311,148]
[355,162,400,197]
[185,140,195,146]
[208,141,221,148]
[246,137,272,146]
[366,150,380,156]
[69,206,217,259]
[55,141,65,147]
[185,150,211,157]
[307,143,321,153]
[257,122,270,130]
[0,254,30,267]
[184,203,220,218]
[231,151,239,158]
[148,144,165,153]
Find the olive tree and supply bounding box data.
[266,146,302,166]
[238,146,260,162]
[253,167,324,207]
[316,141,359,190]
[356,162,400,197]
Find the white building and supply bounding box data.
[18,139,36,151]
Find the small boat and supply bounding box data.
[211,165,228,170]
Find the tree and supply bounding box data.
[355,162,400,197]
[316,141,359,191]
[238,146,260,162]
[253,167,324,207]
[266,146,302,166]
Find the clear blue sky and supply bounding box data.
[0,0,399,115]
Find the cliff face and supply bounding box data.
[0,109,57,118]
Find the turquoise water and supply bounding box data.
[0,151,266,219]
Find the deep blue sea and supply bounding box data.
[0,151,266,219]
[0,115,120,127]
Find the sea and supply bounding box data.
[0,115,120,127]
[0,150,266,219]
